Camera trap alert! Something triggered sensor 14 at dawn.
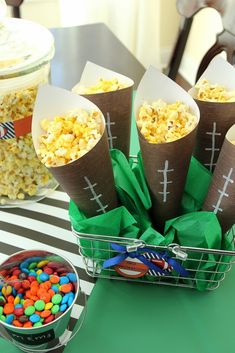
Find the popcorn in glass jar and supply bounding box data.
[0,17,58,206]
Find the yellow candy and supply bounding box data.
[45,302,53,310]
[14,296,20,305]
[137,100,197,144]
[37,260,49,268]
[36,269,43,275]
[2,285,12,297]
[196,79,235,102]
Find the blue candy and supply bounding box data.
[29,314,40,323]
[67,296,74,306]
[14,304,23,309]
[21,268,29,274]
[39,272,49,282]
[61,293,69,304]
[67,273,77,282]
[28,272,37,277]
[12,288,17,296]
[59,276,69,285]
[20,260,30,269]
[51,285,59,293]
[26,257,42,263]
[6,314,14,324]
[59,304,67,312]
[68,292,75,299]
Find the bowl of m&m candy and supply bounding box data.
[0,250,80,350]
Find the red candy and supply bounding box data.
[28,276,37,283]
[44,267,53,275]
[13,282,22,290]
[14,308,24,316]
[44,314,55,324]
[22,280,31,289]
[12,270,21,276]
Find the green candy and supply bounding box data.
[28,262,37,270]
[51,304,59,314]
[33,322,43,327]
[52,294,62,305]
[24,306,35,316]
[36,275,42,284]
[0,315,6,322]
[0,296,6,306]
[34,300,45,311]
[0,307,3,316]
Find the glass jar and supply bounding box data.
[0,17,58,206]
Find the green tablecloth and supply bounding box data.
[2,268,235,353]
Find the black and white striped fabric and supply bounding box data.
[0,122,15,140]
[0,187,95,352]
[143,252,173,277]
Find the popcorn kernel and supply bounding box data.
[73,78,127,94]
[137,100,197,144]
[196,79,235,102]
[0,86,53,202]
[37,109,103,167]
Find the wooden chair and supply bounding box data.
[5,0,24,18]
[167,0,235,83]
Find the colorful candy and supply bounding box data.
[0,256,77,327]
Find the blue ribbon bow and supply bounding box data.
[103,243,188,277]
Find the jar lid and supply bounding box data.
[0,18,54,79]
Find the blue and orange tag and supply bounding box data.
[103,243,188,279]
[0,115,32,140]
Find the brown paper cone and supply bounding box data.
[48,130,117,217]
[72,61,134,157]
[134,66,200,231]
[32,84,118,218]
[189,57,235,172]
[80,87,133,157]
[193,99,235,172]
[203,124,235,233]
[138,128,198,230]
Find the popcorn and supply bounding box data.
[231,140,235,145]
[137,100,197,144]
[37,109,103,167]
[195,79,235,102]
[73,78,127,94]
[0,86,52,202]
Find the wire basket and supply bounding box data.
[72,227,235,291]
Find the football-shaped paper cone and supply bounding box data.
[135,66,200,231]
[189,57,235,172]
[32,85,118,218]
[72,62,134,157]
[193,99,235,172]
[138,128,198,231]
[203,124,235,233]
